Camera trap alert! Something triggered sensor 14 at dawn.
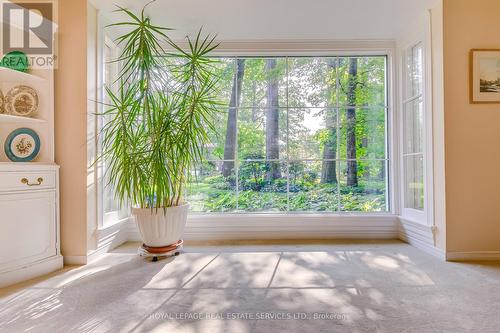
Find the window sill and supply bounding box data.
[99,216,130,232]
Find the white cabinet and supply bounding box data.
[0,164,62,288]
[0,20,60,287]
[0,19,59,286]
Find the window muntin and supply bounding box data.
[186,56,389,213]
[402,44,425,211]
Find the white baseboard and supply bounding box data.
[402,234,446,260]
[126,214,399,242]
[446,251,500,261]
[398,217,445,260]
[0,255,63,288]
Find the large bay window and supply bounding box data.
[87,2,441,246]
[187,56,389,213]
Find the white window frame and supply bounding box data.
[399,34,434,226]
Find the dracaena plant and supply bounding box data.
[98,4,220,210]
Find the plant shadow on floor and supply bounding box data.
[3,242,500,332]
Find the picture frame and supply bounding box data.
[470,49,500,103]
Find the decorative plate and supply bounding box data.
[0,51,29,73]
[4,128,41,162]
[5,85,39,117]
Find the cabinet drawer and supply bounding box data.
[0,171,56,192]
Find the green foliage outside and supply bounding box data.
[186,56,388,213]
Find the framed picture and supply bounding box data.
[470,49,500,103]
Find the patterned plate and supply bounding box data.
[4,128,41,162]
[5,85,39,117]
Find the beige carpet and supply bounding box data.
[1,240,500,332]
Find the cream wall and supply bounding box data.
[55,0,88,259]
[443,0,500,252]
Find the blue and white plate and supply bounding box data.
[4,128,41,162]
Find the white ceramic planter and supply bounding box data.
[133,203,189,247]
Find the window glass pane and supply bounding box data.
[406,44,423,98]
[166,57,235,106]
[238,108,287,161]
[289,160,339,212]
[240,58,287,109]
[402,43,425,213]
[203,108,230,160]
[237,161,287,212]
[404,155,424,210]
[103,177,120,213]
[212,58,237,108]
[403,99,424,154]
[200,59,237,161]
[288,107,332,160]
[103,41,123,216]
[339,160,388,212]
[338,56,386,107]
[186,161,237,213]
[287,57,333,108]
[338,107,387,160]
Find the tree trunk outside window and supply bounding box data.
[222,59,245,177]
[265,59,281,181]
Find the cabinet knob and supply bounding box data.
[21,177,44,186]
